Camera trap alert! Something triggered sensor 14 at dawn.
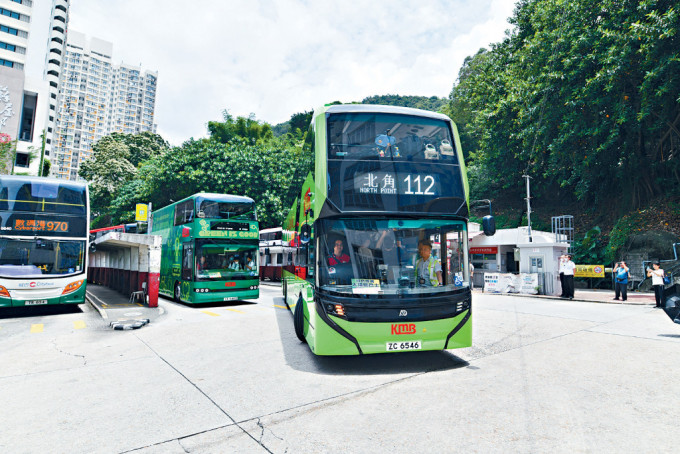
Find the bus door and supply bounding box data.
[440,226,468,287]
[182,243,194,282]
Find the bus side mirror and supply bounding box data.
[300,224,311,244]
[482,215,496,236]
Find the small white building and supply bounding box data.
[469,225,569,295]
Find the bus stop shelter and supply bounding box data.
[87,232,162,307]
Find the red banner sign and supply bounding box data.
[470,247,498,254]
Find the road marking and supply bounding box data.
[224,308,244,314]
[30,324,44,333]
[201,310,220,317]
[73,320,86,330]
[273,305,287,309]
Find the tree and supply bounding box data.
[79,132,168,226]
[109,135,311,228]
[449,0,680,209]
[207,111,273,144]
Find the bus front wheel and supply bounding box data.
[174,282,181,303]
[294,295,306,343]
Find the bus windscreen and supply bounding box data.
[0,238,85,278]
[195,197,256,221]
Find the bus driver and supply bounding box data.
[328,239,351,266]
[415,239,442,287]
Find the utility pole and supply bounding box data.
[523,174,532,243]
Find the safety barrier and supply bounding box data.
[87,232,162,307]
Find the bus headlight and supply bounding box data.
[0,285,10,298]
[326,303,345,317]
[62,280,84,295]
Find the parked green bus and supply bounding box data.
[283,104,494,355]
[151,193,259,304]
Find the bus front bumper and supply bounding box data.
[0,285,87,308]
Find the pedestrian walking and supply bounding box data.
[647,262,666,308]
[612,261,629,301]
[562,254,576,299]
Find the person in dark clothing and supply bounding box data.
[613,261,629,301]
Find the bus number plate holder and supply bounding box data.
[223,297,237,301]
[386,341,422,351]
[25,300,48,306]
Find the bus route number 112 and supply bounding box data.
[403,175,435,195]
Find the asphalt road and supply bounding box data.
[1,286,678,453]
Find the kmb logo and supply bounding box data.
[391,323,416,335]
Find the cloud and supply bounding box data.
[69,0,517,145]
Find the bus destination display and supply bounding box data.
[353,171,440,196]
[9,219,69,233]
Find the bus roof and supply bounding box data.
[321,104,452,122]
[0,175,87,191]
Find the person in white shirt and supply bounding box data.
[562,254,576,299]
[469,262,475,289]
[647,262,665,307]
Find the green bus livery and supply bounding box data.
[283,104,493,355]
[0,176,89,308]
[151,193,259,304]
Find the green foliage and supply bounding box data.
[605,211,646,262]
[208,111,273,144]
[360,94,448,112]
[572,226,606,264]
[450,0,680,208]
[79,132,168,227]
[109,136,311,229]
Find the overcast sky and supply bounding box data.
[66,0,517,145]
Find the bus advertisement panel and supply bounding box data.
[283,104,493,355]
[0,176,89,308]
[151,193,259,304]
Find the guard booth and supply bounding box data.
[87,231,162,307]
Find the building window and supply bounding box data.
[0,58,15,68]
[0,25,19,36]
[15,152,30,168]
[0,41,16,51]
[0,8,21,20]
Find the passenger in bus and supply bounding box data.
[415,239,443,287]
[228,255,242,271]
[327,239,350,266]
[245,254,256,271]
[197,255,207,271]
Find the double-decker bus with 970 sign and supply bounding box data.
[0,176,89,308]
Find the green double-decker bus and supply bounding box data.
[151,193,259,304]
[283,104,494,355]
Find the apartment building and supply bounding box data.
[51,31,157,180]
[0,0,69,175]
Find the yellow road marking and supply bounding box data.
[30,324,44,333]
[224,308,244,313]
[73,320,86,330]
[273,305,287,309]
[201,310,220,317]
